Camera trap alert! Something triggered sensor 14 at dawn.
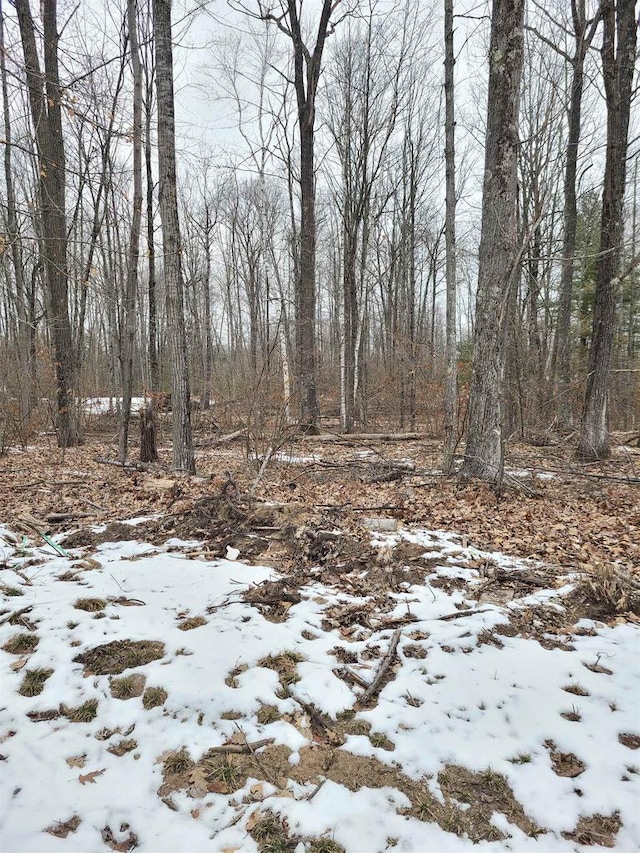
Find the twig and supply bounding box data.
[358,628,401,705]
[0,606,32,626]
[234,724,277,785]
[250,445,274,496]
[305,779,326,801]
[438,607,494,621]
[204,738,274,755]
[335,666,370,689]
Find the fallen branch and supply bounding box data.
[204,738,274,755]
[358,628,401,705]
[0,606,32,626]
[438,608,494,621]
[234,724,277,785]
[334,666,370,690]
[211,428,247,445]
[309,432,427,442]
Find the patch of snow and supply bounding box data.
[0,523,637,852]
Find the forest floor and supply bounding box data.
[0,415,639,853]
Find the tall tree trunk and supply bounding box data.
[461,0,524,481]
[118,0,143,464]
[0,0,31,418]
[442,0,458,472]
[552,1,601,428]
[152,0,195,472]
[577,0,636,460]
[260,0,338,432]
[15,0,79,446]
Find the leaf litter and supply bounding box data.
[0,435,638,851]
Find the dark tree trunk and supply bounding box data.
[15,0,79,447]
[118,0,144,464]
[552,1,601,428]
[152,0,195,472]
[443,0,458,473]
[139,400,158,462]
[461,0,524,481]
[578,0,636,460]
[262,0,337,433]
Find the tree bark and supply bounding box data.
[552,1,600,428]
[443,0,458,472]
[577,0,636,460]
[118,0,144,464]
[152,0,195,472]
[15,0,79,446]
[460,0,524,481]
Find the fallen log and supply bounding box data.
[309,432,428,442]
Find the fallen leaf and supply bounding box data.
[65,754,87,769]
[190,808,200,819]
[10,656,29,671]
[245,810,262,832]
[208,780,229,794]
[78,768,105,785]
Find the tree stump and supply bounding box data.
[139,400,158,463]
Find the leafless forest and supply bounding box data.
[0,0,638,474]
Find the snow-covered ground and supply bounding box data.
[0,524,638,852]
[83,397,148,415]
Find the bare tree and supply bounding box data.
[153,0,195,472]
[461,0,525,481]
[118,0,143,463]
[442,0,457,471]
[254,0,344,432]
[546,1,602,427]
[15,0,79,446]
[577,0,637,460]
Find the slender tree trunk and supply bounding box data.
[118,0,143,464]
[15,0,79,446]
[461,0,524,481]
[0,0,31,418]
[152,0,194,472]
[442,0,458,472]
[578,0,636,460]
[552,2,600,428]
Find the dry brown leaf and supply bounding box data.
[73,558,101,570]
[222,847,241,853]
[10,656,30,671]
[208,780,229,794]
[65,754,87,769]
[249,782,265,800]
[245,810,262,832]
[190,808,200,819]
[78,768,105,785]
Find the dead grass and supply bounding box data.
[2,632,38,654]
[0,583,24,597]
[258,651,303,694]
[110,673,146,699]
[157,740,543,845]
[163,747,193,776]
[618,733,640,750]
[575,565,640,616]
[107,738,138,756]
[73,639,164,675]
[563,812,621,847]
[73,597,107,612]
[177,615,207,631]
[64,699,99,723]
[142,686,168,709]
[18,667,53,697]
